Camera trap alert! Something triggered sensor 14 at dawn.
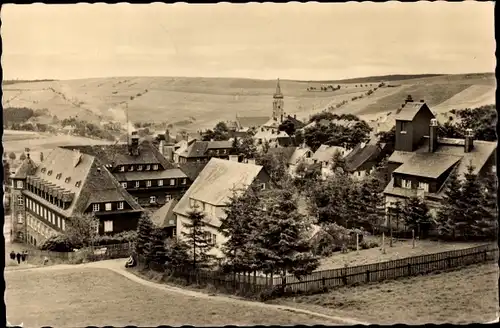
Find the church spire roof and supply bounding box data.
[274,78,283,98]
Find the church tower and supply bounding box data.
[272,78,284,121]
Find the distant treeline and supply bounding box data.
[294,74,445,84]
[3,79,57,85]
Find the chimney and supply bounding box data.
[229,155,238,162]
[464,128,474,153]
[405,95,413,103]
[429,118,438,153]
[25,148,30,159]
[129,131,140,156]
[280,114,283,122]
[294,114,297,119]
[420,99,424,103]
[72,149,82,167]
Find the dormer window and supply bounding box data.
[138,165,143,171]
[135,181,140,188]
[118,202,124,210]
[92,204,100,212]
[153,164,158,170]
[129,165,134,171]
[56,173,62,180]
[75,181,82,188]
[418,182,429,193]
[146,165,151,171]
[158,180,164,186]
[146,180,152,187]
[41,168,47,173]
[181,178,187,185]
[105,203,112,211]
[47,170,53,176]
[121,182,127,188]
[119,166,125,172]
[65,177,71,183]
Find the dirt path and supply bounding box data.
[8,259,369,325]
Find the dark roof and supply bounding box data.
[393,152,462,179]
[179,140,233,158]
[395,101,431,121]
[236,116,270,129]
[27,148,142,217]
[344,142,382,172]
[12,157,37,179]
[60,141,174,170]
[151,199,178,228]
[267,146,297,162]
[285,115,305,129]
[113,168,188,181]
[178,162,207,182]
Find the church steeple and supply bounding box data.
[272,78,284,121]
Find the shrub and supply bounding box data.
[39,234,75,252]
[95,230,137,246]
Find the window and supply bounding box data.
[65,177,71,183]
[104,220,113,233]
[61,219,66,231]
[138,165,143,171]
[75,181,82,187]
[134,197,139,203]
[418,182,429,193]
[170,179,175,186]
[16,180,23,189]
[402,179,411,189]
[17,195,24,206]
[43,208,47,219]
[400,121,408,133]
[146,180,152,187]
[41,168,46,173]
[121,182,128,188]
[56,173,62,180]
[105,203,112,211]
[17,213,23,224]
[146,165,151,171]
[118,202,124,210]
[153,164,159,170]
[261,183,266,190]
[158,180,163,186]
[189,199,195,208]
[135,181,140,188]
[212,234,217,246]
[50,212,54,224]
[165,194,172,202]
[47,170,53,176]
[119,166,125,172]
[150,196,157,203]
[181,178,187,185]
[129,165,134,171]
[93,204,100,212]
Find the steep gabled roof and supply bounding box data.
[395,101,432,121]
[60,142,174,170]
[344,142,382,172]
[12,157,37,179]
[173,158,263,216]
[151,199,178,228]
[312,145,348,163]
[289,147,312,166]
[267,146,297,163]
[178,162,208,182]
[253,129,289,141]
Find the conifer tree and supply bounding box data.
[148,228,166,264]
[436,169,463,239]
[458,164,484,240]
[219,184,262,274]
[402,196,432,238]
[164,238,190,270]
[136,213,154,257]
[182,207,213,270]
[471,170,498,240]
[255,187,319,281]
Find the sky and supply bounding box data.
[1,2,496,81]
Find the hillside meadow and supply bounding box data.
[2,73,495,133]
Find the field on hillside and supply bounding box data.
[2,130,118,160]
[273,263,499,325]
[3,73,494,133]
[5,267,330,327]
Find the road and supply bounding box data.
[5,259,369,327]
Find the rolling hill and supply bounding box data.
[2,73,495,134]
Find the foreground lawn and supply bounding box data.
[5,267,331,327]
[318,236,487,270]
[272,264,499,324]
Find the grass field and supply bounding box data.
[2,73,495,132]
[5,267,331,327]
[317,236,487,270]
[272,263,499,324]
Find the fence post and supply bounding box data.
[366,270,370,283]
[322,277,326,288]
[484,250,487,262]
[407,263,411,276]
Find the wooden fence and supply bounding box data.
[140,244,498,298]
[23,242,134,265]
